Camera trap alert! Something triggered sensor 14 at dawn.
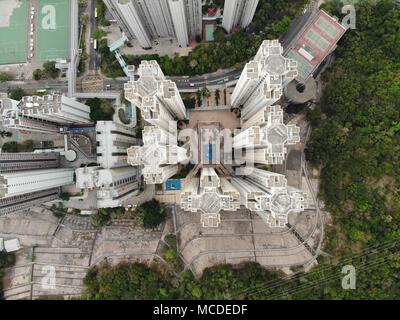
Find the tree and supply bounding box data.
[96,0,110,26]
[134,199,166,229]
[82,262,172,300]
[1,141,18,153]
[8,87,26,100]
[183,97,196,109]
[0,72,13,82]
[1,140,33,153]
[196,89,202,107]
[93,28,107,40]
[80,14,89,26]
[79,0,88,7]
[33,69,43,80]
[60,193,70,201]
[43,61,59,79]
[86,98,115,122]
[91,208,111,227]
[215,89,221,105]
[201,87,211,98]
[164,248,177,261]
[213,27,226,43]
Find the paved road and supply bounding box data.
[0,66,244,93]
[88,0,99,71]
[106,67,244,91]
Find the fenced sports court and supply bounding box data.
[36,0,70,61]
[0,0,28,65]
[0,0,70,65]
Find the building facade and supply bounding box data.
[0,188,60,216]
[0,152,60,173]
[1,94,92,133]
[231,40,297,119]
[96,121,138,169]
[75,166,140,208]
[103,0,201,48]
[127,125,188,184]
[19,95,91,125]
[169,0,189,47]
[124,60,187,127]
[233,105,300,165]
[180,167,241,228]
[0,168,74,198]
[222,0,259,33]
[232,167,307,227]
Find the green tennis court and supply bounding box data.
[37,0,70,61]
[0,1,28,65]
[205,24,215,42]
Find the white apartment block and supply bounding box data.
[75,166,140,208]
[124,60,187,128]
[96,121,138,169]
[103,0,153,48]
[180,168,240,228]
[0,152,60,173]
[222,0,259,33]
[184,0,202,38]
[0,97,60,133]
[103,0,201,48]
[19,94,91,125]
[232,167,307,227]
[2,116,60,134]
[168,0,189,47]
[0,168,74,198]
[234,105,300,165]
[127,126,187,184]
[231,40,297,117]
[0,188,60,216]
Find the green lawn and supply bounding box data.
[0,1,27,65]
[37,0,70,61]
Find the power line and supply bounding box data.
[265,253,394,300]
[227,237,400,299]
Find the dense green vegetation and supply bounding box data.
[100,0,307,77]
[83,263,171,299]
[78,19,88,74]
[1,140,34,153]
[33,61,60,80]
[98,39,125,78]
[7,87,26,101]
[49,202,68,218]
[90,207,118,227]
[306,0,400,250]
[86,98,115,122]
[0,72,14,82]
[90,201,166,229]
[0,252,16,299]
[133,200,166,229]
[95,0,110,26]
